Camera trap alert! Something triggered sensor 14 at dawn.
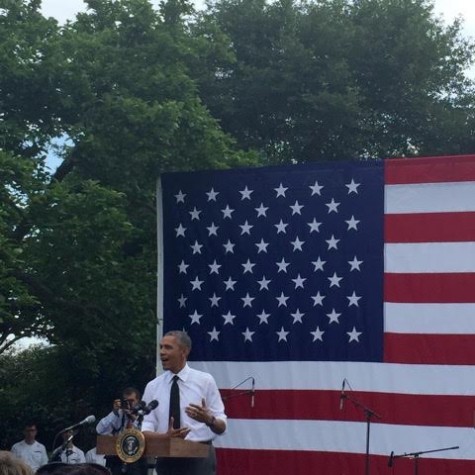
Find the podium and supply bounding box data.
[96,434,209,459]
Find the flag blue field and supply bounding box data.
[158,155,475,475]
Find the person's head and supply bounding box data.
[0,451,34,475]
[159,330,192,373]
[22,422,38,444]
[121,387,141,410]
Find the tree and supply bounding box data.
[195,0,475,162]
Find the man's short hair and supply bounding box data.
[122,387,141,400]
[165,330,192,351]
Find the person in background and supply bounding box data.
[58,431,86,464]
[0,450,34,475]
[10,422,48,472]
[96,387,147,475]
[84,448,105,467]
[141,330,227,475]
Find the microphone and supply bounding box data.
[251,378,255,408]
[132,400,158,416]
[388,451,394,467]
[61,415,96,433]
[339,379,346,410]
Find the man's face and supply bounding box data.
[23,426,37,444]
[159,335,188,373]
[122,392,139,411]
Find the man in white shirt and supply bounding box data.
[11,422,48,471]
[142,330,227,475]
[58,430,86,464]
[85,447,106,466]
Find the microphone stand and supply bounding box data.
[389,445,459,475]
[221,376,255,402]
[341,391,381,475]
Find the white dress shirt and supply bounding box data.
[141,364,227,442]
[11,440,48,471]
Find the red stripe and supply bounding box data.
[384,273,475,303]
[217,448,472,475]
[385,212,475,243]
[221,389,473,427]
[385,155,475,184]
[384,333,475,365]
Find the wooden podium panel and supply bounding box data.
[97,435,209,458]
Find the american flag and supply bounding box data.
[158,155,475,475]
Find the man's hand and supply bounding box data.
[185,398,213,425]
[167,417,190,439]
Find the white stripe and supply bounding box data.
[385,242,475,273]
[191,361,474,396]
[385,181,475,214]
[214,419,475,460]
[385,303,475,334]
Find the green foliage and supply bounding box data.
[196,0,475,161]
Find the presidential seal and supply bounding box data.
[115,428,146,463]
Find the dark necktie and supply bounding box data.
[169,375,180,429]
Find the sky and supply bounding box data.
[40,0,475,39]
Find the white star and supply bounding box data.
[178,294,187,308]
[347,326,362,342]
[255,239,269,253]
[241,293,255,307]
[311,291,325,306]
[346,179,360,194]
[347,291,362,307]
[290,200,304,215]
[274,219,288,234]
[189,207,202,220]
[206,188,219,201]
[239,186,254,200]
[307,218,322,233]
[257,276,271,290]
[221,205,235,219]
[223,240,235,254]
[276,258,290,273]
[255,203,269,217]
[222,311,236,325]
[274,183,288,197]
[345,215,360,231]
[178,260,189,274]
[208,260,221,274]
[326,235,340,250]
[276,326,289,342]
[242,259,256,274]
[174,190,186,203]
[175,223,186,237]
[310,326,324,342]
[311,257,326,271]
[257,310,270,324]
[309,181,324,196]
[326,309,341,324]
[348,256,363,271]
[223,277,237,291]
[189,310,203,324]
[206,222,219,236]
[240,221,254,235]
[276,292,289,307]
[291,274,306,289]
[190,276,204,291]
[191,241,203,254]
[209,293,221,307]
[242,327,255,342]
[291,309,305,324]
[291,236,305,251]
[325,198,340,213]
[208,327,220,341]
[328,272,343,287]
